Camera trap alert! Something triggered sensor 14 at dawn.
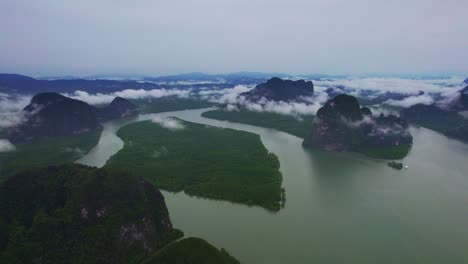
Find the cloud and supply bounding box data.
[64,147,85,156]
[156,80,226,86]
[200,84,329,116]
[384,93,434,108]
[315,77,464,95]
[64,88,191,105]
[243,98,326,116]
[151,117,185,130]
[0,93,31,128]
[151,146,168,158]
[0,139,15,152]
[201,85,253,105]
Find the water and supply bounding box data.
[78,108,468,264]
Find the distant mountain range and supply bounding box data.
[0,72,346,95]
[0,73,162,94]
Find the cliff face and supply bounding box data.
[242,77,314,101]
[305,94,413,158]
[0,164,179,263]
[9,92,101,142]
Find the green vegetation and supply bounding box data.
[403,108,468,143]
[362,144,412,160]
[134,96,215,114]
[107,119,283,211]
[0,128,102,180]
[202,110,314,138]
[388,161,403,170]
[0,164,182,264]
[143,237,240,264]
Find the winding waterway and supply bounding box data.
[77,108,468,264]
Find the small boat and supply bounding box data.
[404,165,409,169]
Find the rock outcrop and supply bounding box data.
[0,164,181,263]
[97,97,139,121]
[8,93,140,142]
[8,92,101,142]
[304,94,413,159]
[242,77,314,101]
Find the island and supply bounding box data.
[106,118,283,211]
[304,94,413,159]
[387,161,403,170]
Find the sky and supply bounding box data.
[1,0,468,77]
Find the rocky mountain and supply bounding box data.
[8,93,101,142]
[0,73,161,94]
[241,77,314,101]
[304,94,413,159]
[97,97,139,121]
[8,93,139,142]
[0,164,182,263]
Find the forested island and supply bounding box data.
[107,119,283,211]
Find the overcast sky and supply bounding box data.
[1,0,467,76]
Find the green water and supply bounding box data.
[78,108,468,264]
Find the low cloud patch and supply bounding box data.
[0,139,16,152]
[64,88,191,105]
[151,117,185,130]
[0,93,32,128]
[64,147,85,157]
[384,93,434,108]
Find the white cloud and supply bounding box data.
[384,93,434,108]
[200,83,329,116]
[64,147,84,156]
[151,117,185,130]
[314,77,464,95]
[202,85,253,105]
[64,88,191,105]
[0,93,31,128]
[0,139,15,152]
[156,80,226,86]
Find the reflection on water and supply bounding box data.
[78,108,468,264]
